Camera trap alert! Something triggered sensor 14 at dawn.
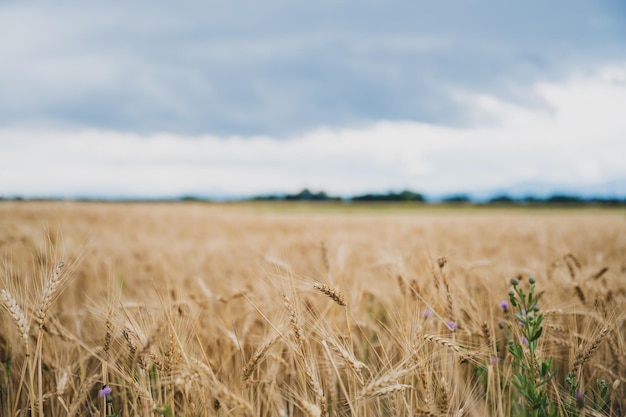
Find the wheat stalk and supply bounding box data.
[303,361,327,417]
[423,334,475,364]
[574,284,586,305]
[591,266,609,280]
[35,261,65,329]
[570,327,610,376]
[0,289,30,346]
[396,273,406,296]
[326,338,367,375]
[409,279,420,300]
[481,321,492,349]
[0,288,33,416]
[313,283,346,307]
[320,241,330,278]
[359,369,409,399]
[242,332,281,382]
[283,293,305,354]
[436,377,450,416]
[299,398,322,417]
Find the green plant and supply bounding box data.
[565,375,610,416]
[506,277,558,417]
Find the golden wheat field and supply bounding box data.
[0,201,624,417]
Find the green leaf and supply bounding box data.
[530,326,543,342]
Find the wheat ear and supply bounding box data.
[0,289,32,416]
[0,289,30,347]
[313,283,346,307]
[282,293,305,354]
[570,327,609,376]
[35,261,65,329]
[242,332,281,381]
[359,369,410,399]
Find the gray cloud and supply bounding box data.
[0,1,624,136]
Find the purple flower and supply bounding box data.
[99,386,112,397]
[489,356,500,365]
[521,309,527,317]
[422,309,430,319]
[499,301,509,312]
[447,321,458,331]
[521,336,528,345]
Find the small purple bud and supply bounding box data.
[529,277,536,285]
[499,300,509,312]
[422,309,430,319]
[521,337,528,345]
[498,320,504,329]
[511,277,519,286]
[99,385,112,397]
[575,390,584,408]
[447,321,458,331]
[521,309,527,317]
[489,357,500,365]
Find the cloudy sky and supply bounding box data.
[1,1,625,199]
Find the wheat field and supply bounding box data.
[0,201,624,417]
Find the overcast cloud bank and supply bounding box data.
[2,65,625,199]
[1,1,625,136]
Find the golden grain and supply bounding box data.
[0,202,623,416]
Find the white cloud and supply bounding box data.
[1,64,625,198]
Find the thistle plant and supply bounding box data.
[506,277,558,417]
[99,385,120,417]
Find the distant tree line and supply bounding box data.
[483,194,626,206]
[2,189,625,205]
[252,188,425,202]
[252,189,341,201]
[249,189,626,205]
[352,190,425,202]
